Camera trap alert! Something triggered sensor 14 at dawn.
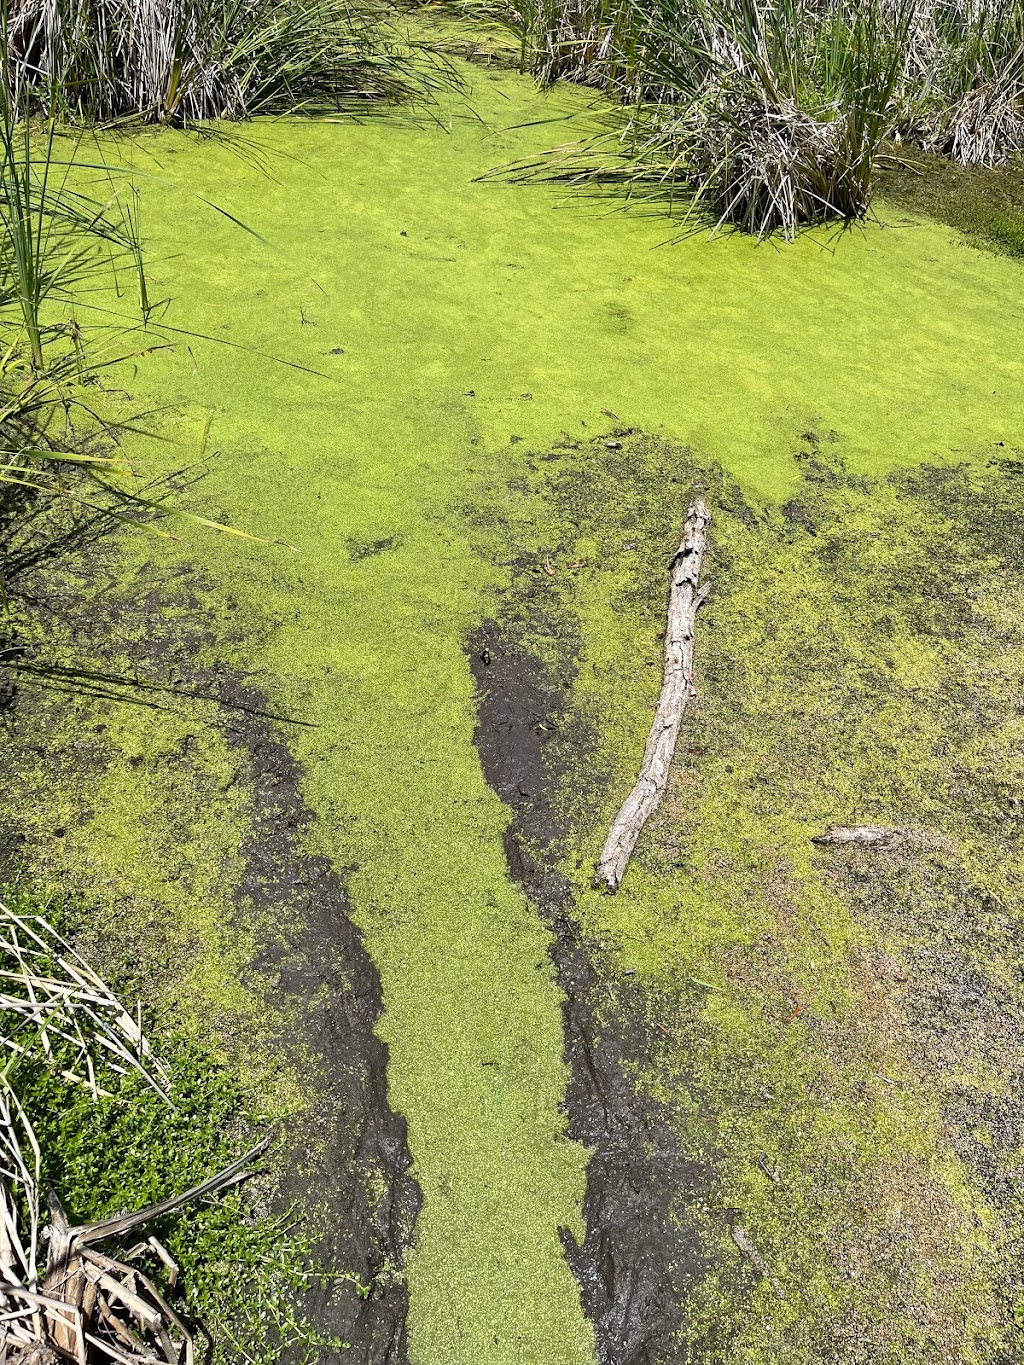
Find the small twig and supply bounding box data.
[730,1223,784,1298]
[811,825,905,848]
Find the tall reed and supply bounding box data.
[0,2,154,531]
[7,0,444,125]
[0,12,270,658]
[909,0,1024,164]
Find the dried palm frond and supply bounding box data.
[0,1079,41,1288]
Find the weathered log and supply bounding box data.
[595,499,711,892]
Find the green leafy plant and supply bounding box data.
[0,889,326,1365]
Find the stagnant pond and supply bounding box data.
[10,54,1024,1365]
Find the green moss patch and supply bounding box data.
[879,152,1024,261]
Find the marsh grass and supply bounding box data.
[0,3,170,519]
[499,0,1024,236]
[8,0,452,125]
[907,0,1024,164]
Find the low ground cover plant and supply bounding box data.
[0,890,319,1365]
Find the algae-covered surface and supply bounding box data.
[8,53,1024,1365]
[475,434,1024,1360]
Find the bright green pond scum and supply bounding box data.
[84,57,1024,1364]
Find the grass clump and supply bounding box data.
[495,0,1024,237]
[8,0,451,125]
[0,53,171,705]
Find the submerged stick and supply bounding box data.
[595,499,711,892]
[810,825,904,847]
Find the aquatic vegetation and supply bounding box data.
[28,72,1014,1361]
[478,430,1024,1358]
[878,148,1024,255]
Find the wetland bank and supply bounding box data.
[5,14,1024,1365]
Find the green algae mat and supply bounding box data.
[9,56,1024,1365]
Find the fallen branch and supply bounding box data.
[595,499,711,892]
[730,1222,784,1299]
